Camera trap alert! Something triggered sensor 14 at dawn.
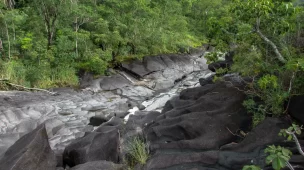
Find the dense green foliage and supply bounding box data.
[206,0,304,124]
[0,0,211,88]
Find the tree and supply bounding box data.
[216,0,304,121]
[32,0,69,49]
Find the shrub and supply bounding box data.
[0,59,29,86]
[125,136,150,168]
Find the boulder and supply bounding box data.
[0,124,56,170]
[63,118,121,167]
[219,118,289,169]
[99,74,131,91]
[208,52,234,72]
[142,81,251,170]
[69,161,124,170]
[199,75,214,86]
[89,115,108,126]
[220,118,288,152]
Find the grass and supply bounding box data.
[125,136,150,169]
[0,59,78,90]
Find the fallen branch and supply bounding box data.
[1,79,57,95]
[226,127,244,138]
[0,79,9,81]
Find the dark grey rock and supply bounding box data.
[288,95,304,125]
[0,124,56,170]
[99,74,131,91]
[218,147,267,170]
[138,104,146,110]
[145,151,219,170]
[145,82,250,151]
[69,161,124,170]
[208,52,234,72]
[220,118,288,152]
[199,75,214,86]
[63,118,121,167]
[89,116,108,126]
[121,53,202,91]
[96,117,123,131]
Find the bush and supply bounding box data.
[0,59,79,89]
[51,66,79,87]
[125,136,150,169]
[0,59,29,86]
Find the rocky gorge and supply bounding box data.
[0,50,304,170]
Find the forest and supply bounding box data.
[0,0,304,118]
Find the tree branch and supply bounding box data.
[285,130,304,156]
[286,161,295,170]
[255,17,286,63]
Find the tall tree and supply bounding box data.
[32,0,68,49]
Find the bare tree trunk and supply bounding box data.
[5,0,15,9]
[75,17,79,57]
[255,17,286,63]
[41,1,58,49]
[0,10,11,59]
[0,39,4,59]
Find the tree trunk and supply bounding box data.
[0,10,11,59]
[75,17,79,57]
[0,39,5,59]
[255,17,286,64]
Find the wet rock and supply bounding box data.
[121,53,204,91]
[117,86,154,101]
[0,124,56,170]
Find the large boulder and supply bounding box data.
[63,119,121,167]
[0,124,56,170]
[145,82,250,151]
[220,118,288,152]
[141,77,304,169]
[141,81,251,169]
[219,118,289,169]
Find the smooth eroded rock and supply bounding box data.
[63,123,120,167]
[0,124,56,170]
